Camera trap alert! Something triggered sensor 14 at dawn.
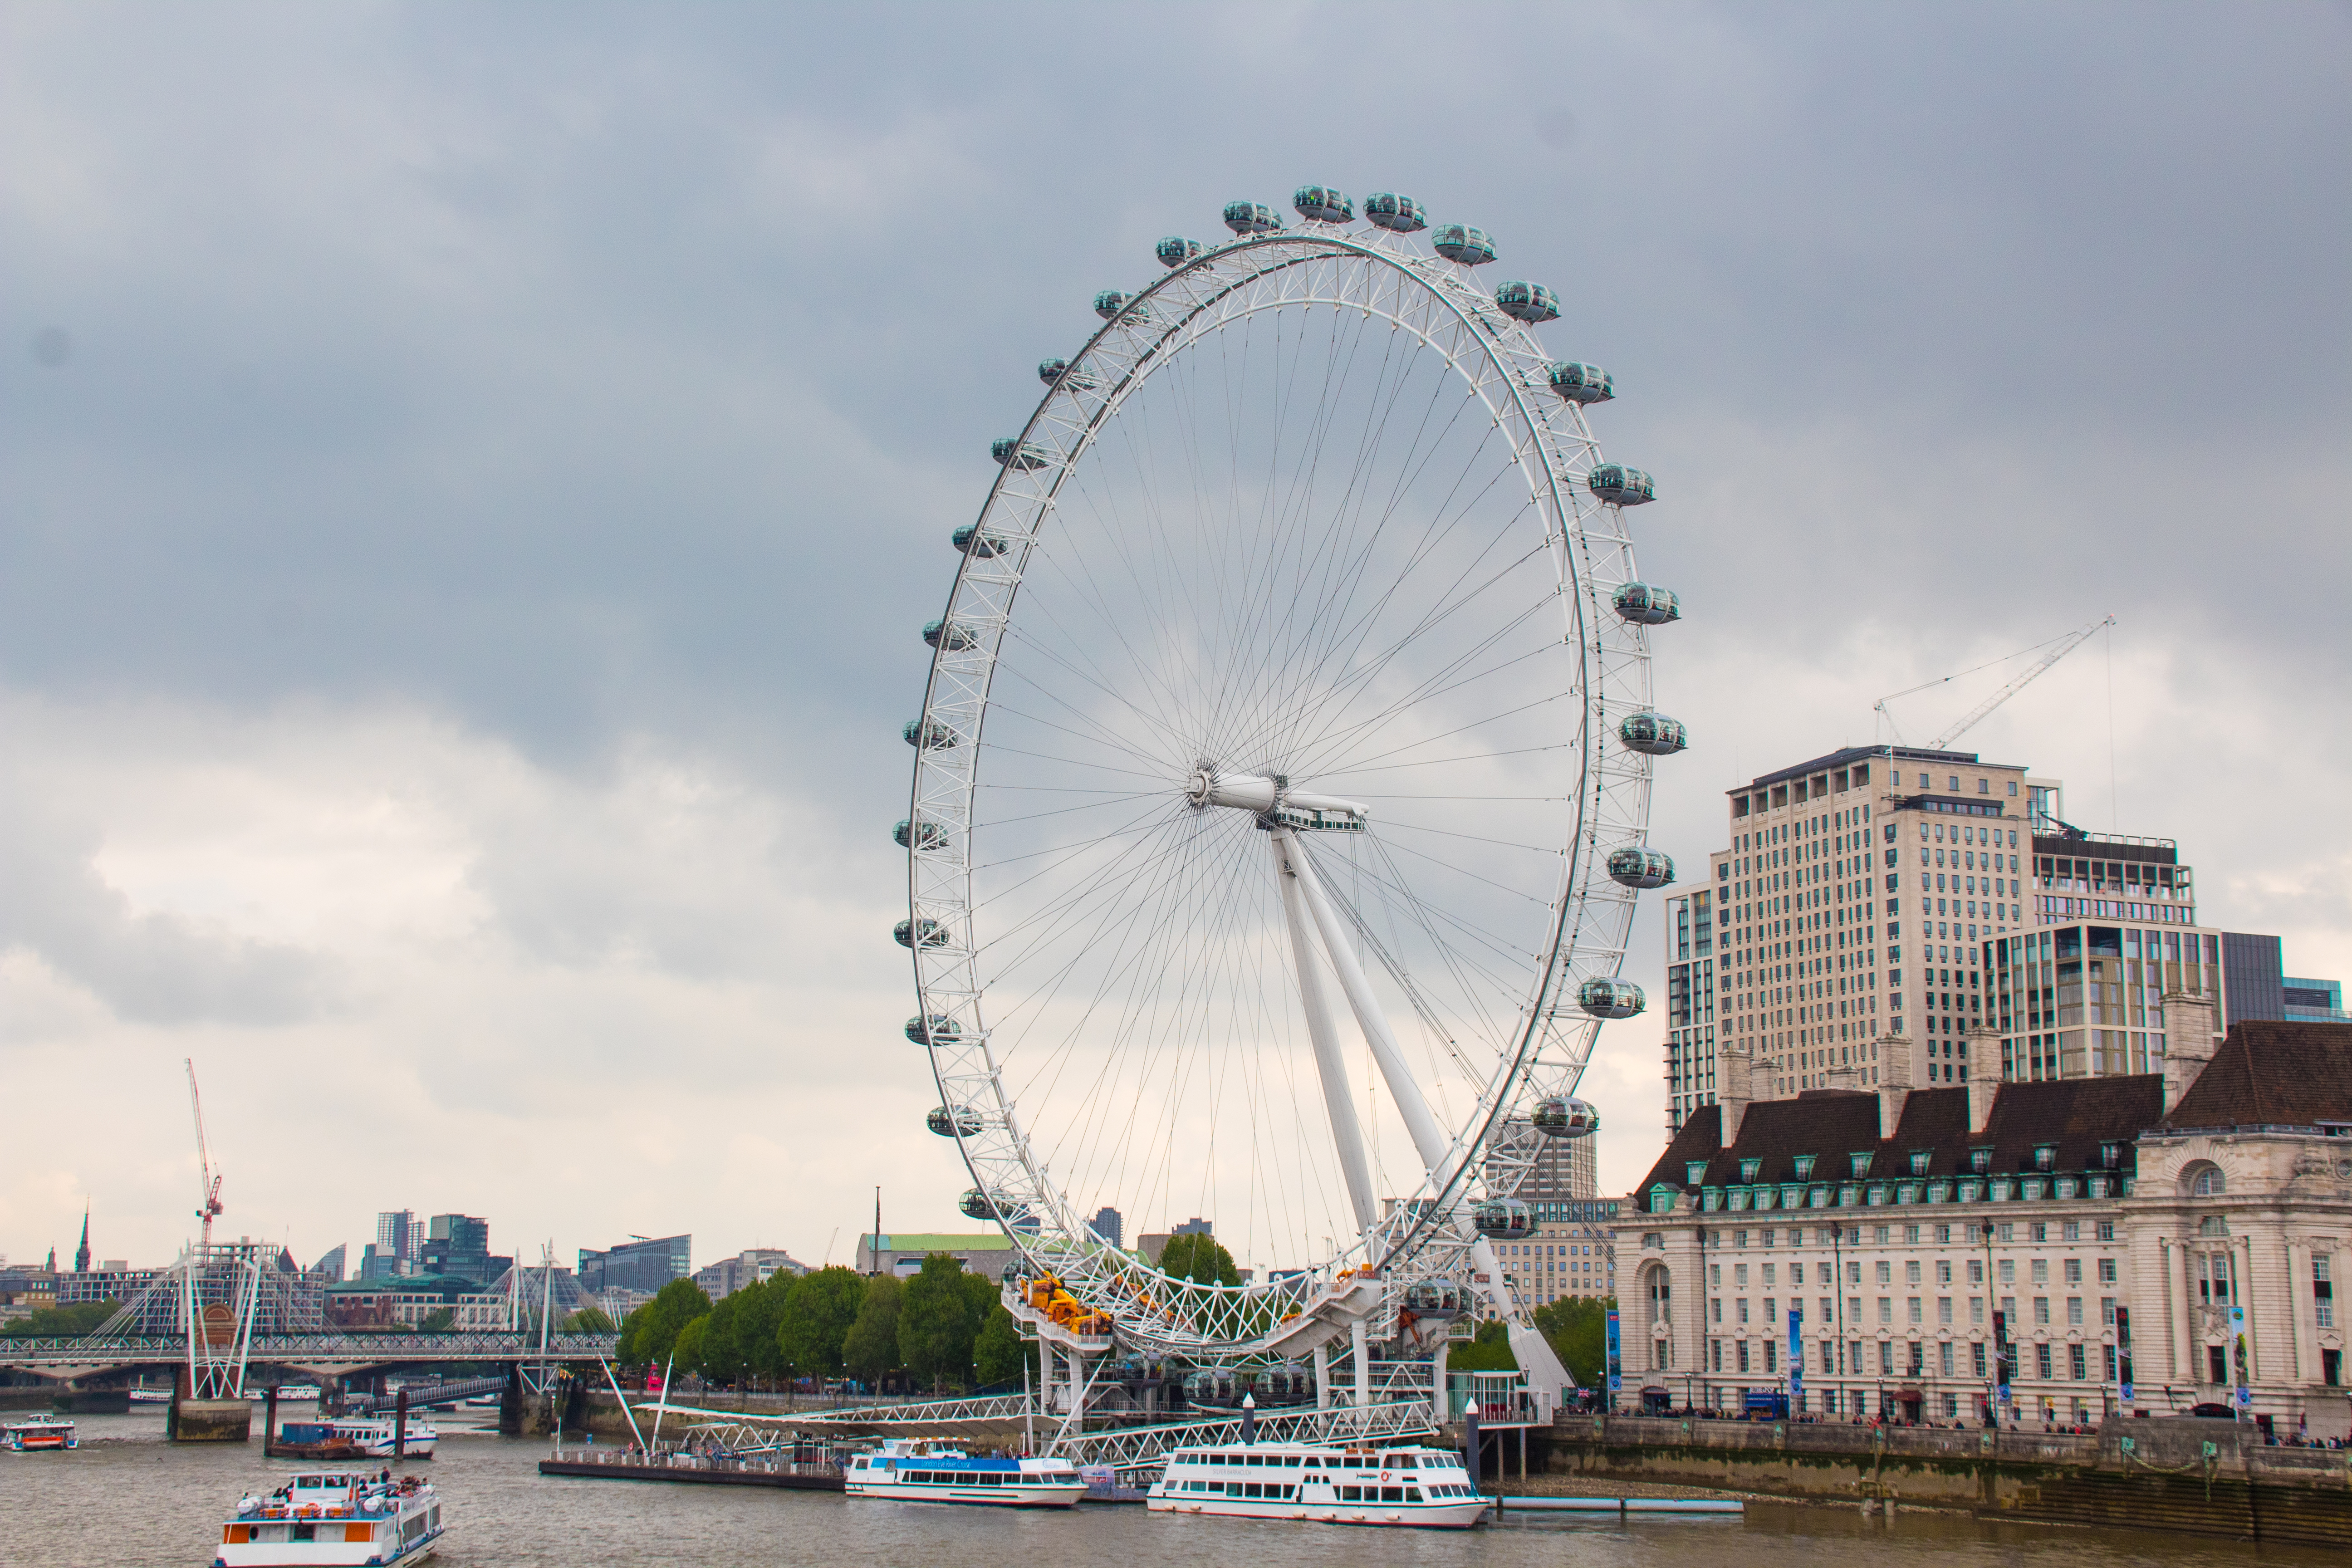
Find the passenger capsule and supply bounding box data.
[1586,464,1656,505]
[992,437,1050,471]
[1493,281,1560,323]
[894,818,948,852]
[1606,847,1676,889]
[904,718,959,750]
[894,917,948,949]
[959,1188,1003,1220]
[952,524,1009,559]
[1400,1280,1468,1318]
[1472,1198,1535,1240]
[1618,712,1687,756]
[1531,1097,1600,1139]
[1038,357,1098,389]
[1576,976,1646,1019]
[1432,224,1498,265]
[1156,235,1207,268]
[1611,581,1679,626]
[1293,185,1353,224]
[1222,201,1284,235]
[906,1014,960,1047]
[1362,192,1428,232]
[923,618,977,652]
[1546,361,1613,404]
[1093,289,1148,323]
[926,1104,982,1138]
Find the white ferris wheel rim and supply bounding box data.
[904,213,1661,1359]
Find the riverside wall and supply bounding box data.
[1530,1414,2352,1545]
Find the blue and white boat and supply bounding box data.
[1149,1441,1490,1528]
[844,1440,1086,1507]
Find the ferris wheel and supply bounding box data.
[898,186,1683,1367]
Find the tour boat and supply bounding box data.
[844,1439,1086,1507]
[5,1417,78,1452]
[250,1385,323,1403]
[217,1471,442,1567]
[1148,1441,1490,1528]
[274,1416,438,1459]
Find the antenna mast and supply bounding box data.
[186,1058,224,1252]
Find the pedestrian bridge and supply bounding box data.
[0,1331,620,1379]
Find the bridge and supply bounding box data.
[0,1331,620,1380]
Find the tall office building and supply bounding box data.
[1668,743,2278,1126]
[578,1235,692,1295]
[375,1211,418,1271]
[1088,1207,1124,1248]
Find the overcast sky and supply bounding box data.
[4,2,2346,1277]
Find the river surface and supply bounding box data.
[1,1406,2336,1568]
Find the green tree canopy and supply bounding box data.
[1157,1233,1240,1287]
[842,1274,904,1387]
[899,1254,981,1390]
[777,1266,867,1380]
[0,1300,117,1338]
[616,1278,712,1368]
[412,1306,456,1333]
[697,1292,747,1385]
[671,1316,708,1380]
[1447,1317,1518,1372]
[559,1305,616,1334]
[1531,1295,1612,1386]
[972,1304,1035,1387]
[728,1271,792,1382]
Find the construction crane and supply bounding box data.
[1875,616,2116,749]
[186,1058,224,1252]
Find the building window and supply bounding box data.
[2037,1343,2054,1379]
[2185,1161,2225,1197]
[2317,1256,2335,1329]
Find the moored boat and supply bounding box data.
[218,1471,442,1567]
[845,1439,1085,1507]
[1148,1441,1489,1528]
[273,1416,437,1460]
[5,1417,78,1452]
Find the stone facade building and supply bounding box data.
[1623,1014,2351,1436]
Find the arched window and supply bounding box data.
[1644,1265,1671,1324]
[2183,1161,2225,1197]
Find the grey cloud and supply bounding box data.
[0,811,331,1027]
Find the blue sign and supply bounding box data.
[1787,1309,1803,1403]
[2234,1382,2251,1407]
[1605,1309,1622,1396]
[2121,1382,2134,1403]
[1997,1383,2012,1405]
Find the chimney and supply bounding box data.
[1876,1026,1915,1137]
[2162,988,2222,1113]
[1717,1037,1756,1149]
[1964,1026,1999,1134]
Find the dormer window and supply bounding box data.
[1686,1161,1709,1186]
[2033,1145,2057,1173]
[1908,1150,1931,1177]
[1969,1148,1992,1175]
[1739,1158,1763,1183]
[1849,1152,1873,1180]
[1793,1155,1816,1181]
[2097,1142,2122,1170]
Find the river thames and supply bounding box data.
[1,1408,2337,1568]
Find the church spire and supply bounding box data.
[75,1204,91,1274]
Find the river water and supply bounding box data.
[1,1406,2335,1568]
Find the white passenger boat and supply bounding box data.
[274,1416,438,1459]
[1148,1441,1489,1528]
[217,1471,443,1566]
[250,1385,323,1402]
[5,1417,78,1452]
[844,1439,1086,1507]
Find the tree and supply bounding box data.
[972,1305,1035,1387]
[1531,1295,1613,1386]
[899,1254,979,1391]
[671,1316,708,1382]
[617,1278,712,1368]
[1157,1233,1240,1287]
[732,1271,792,1382]
[842,1274,904,1388]
[777,1266,867,1380]
[699,1292,746,1386]
[0,1300,116,1338]
[1447,1317,1518,1372]
[412,1306,456,1333]
[559,1305,616,1334]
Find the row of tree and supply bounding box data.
[1444,1294,1616,1385]
[615,1256,1035,1391]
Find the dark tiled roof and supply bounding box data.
[2158,1020,2352,1130]
[1635,1077,2165,1196]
